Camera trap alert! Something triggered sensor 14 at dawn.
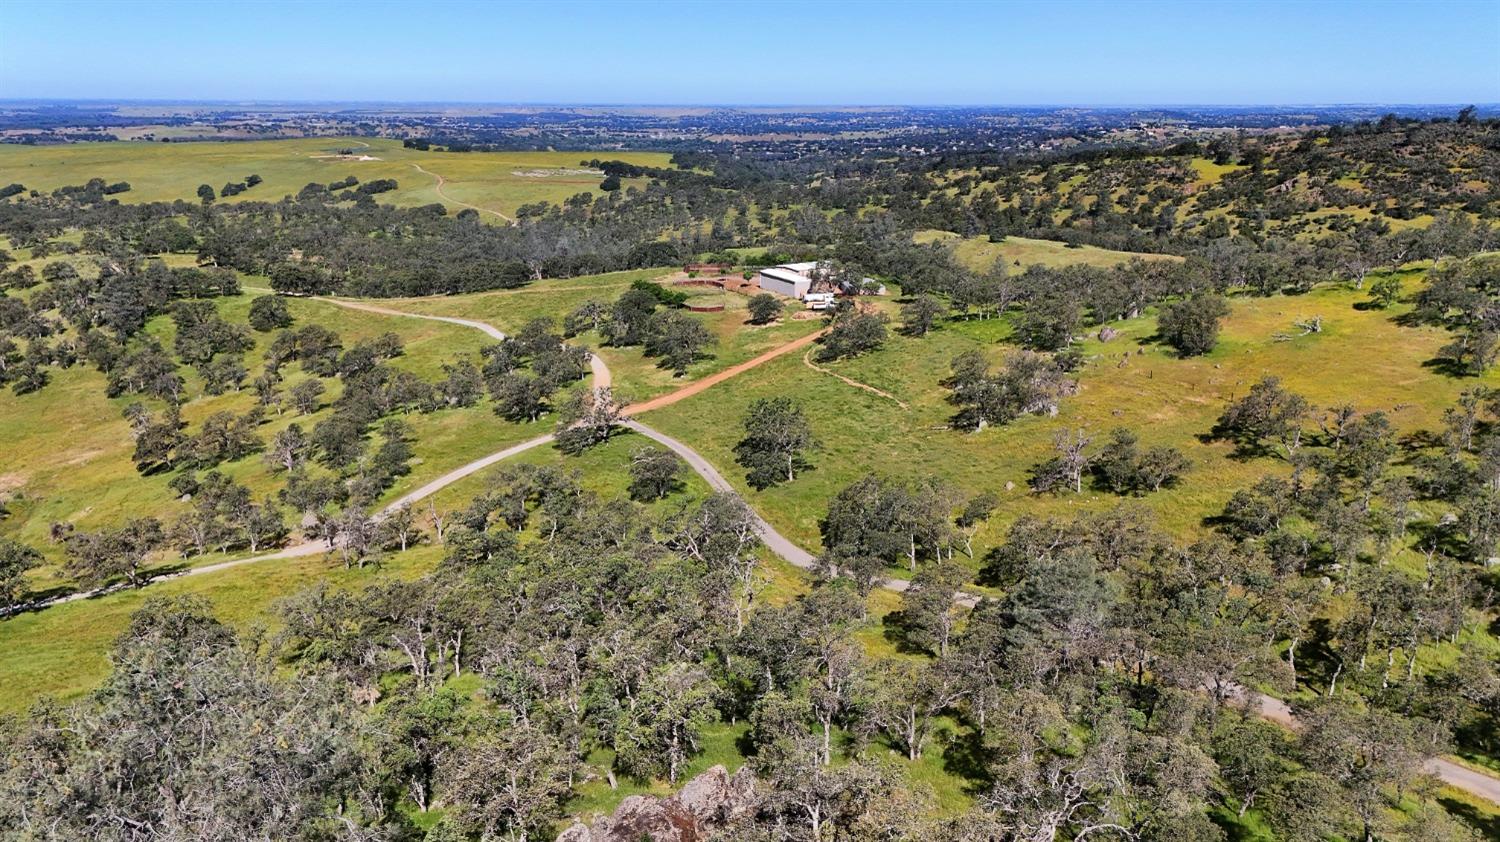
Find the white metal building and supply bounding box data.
[756,265,814,299]
[756,260,886,301]
[778,261,820,274]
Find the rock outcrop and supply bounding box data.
[556,765,757,842]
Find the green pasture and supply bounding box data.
[0,431,725,713]
[0,137,670,219]
[384,271,826,403]
[0,290,530,589]
[915,229,1181,272]
[637,269,1475,567]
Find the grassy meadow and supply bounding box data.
[385,270,827,402]
[0,261,828,710]
[6,249,1486,709]
[637,267,1477,566]
[0,137,670,219]
[0,290,536,587]
[915,228,1181,272]
[0,432,726,712]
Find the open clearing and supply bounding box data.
[638,268,1479,562]
[0,137,670,219]
[915,228,1181,272]
[385,271,827,403]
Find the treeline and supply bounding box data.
[0,171,745,297]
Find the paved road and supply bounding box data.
[22,294,1500,806]
[1232,685,1500,803]
[623,419,816,568]
[18,299,808,609]
[1424,757,1500,804]
[382,433,557,513]
[279,291,612,387]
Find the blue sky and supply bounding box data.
[1,0,1496,105]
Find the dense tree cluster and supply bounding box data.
[1412,254,1500,374]
[4,444,1487,840]
[481,317,589,423]
[944,348,1078,430]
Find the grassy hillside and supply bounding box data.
[0,265,824,708]
[915,229,1181,272]
[639,268,1475,562]
[385,270,827,402]
[3,124,1498,838]
[0,289,552,591]
[0,138,671,219]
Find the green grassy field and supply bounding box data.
[636,268,1475,565]
[1188,157,1248,186]
[0,290,535,589]
[915,229,1181,272]
[0,249,830,710]
[2,265,1496,834]
[0,431,727,712]
[0,138,671,219]
[4,129,1498,837]
[383,271,827,403]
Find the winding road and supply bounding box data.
[19,292,1500,806]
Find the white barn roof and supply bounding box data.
[758,267,811,284]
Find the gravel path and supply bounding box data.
[1230,685,1500,802]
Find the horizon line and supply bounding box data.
[1,98,1496,110]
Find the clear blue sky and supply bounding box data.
[2,0,1496,105]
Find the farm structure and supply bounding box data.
[755,265,815,299]
[670,270,759,295]
[755,261,886,302]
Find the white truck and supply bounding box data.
[804,292,836,311]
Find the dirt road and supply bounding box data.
[622,328,826,416]
[409,163,517,225]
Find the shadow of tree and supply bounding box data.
[1420,356,1477,379]
[937,724,994,794]
[880,609,930,656]
[1438,795,1500,840]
